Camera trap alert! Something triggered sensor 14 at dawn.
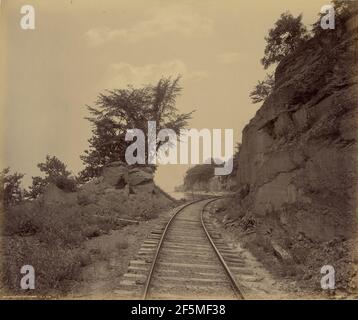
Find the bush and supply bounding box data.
[1,199,123,295]
[2,237,82,294]
[2,172,138,295]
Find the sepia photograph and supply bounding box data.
[0,0,357,306]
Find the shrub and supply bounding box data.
[2,237,82,294]
[2,188,127,295]
[2,200,121,295]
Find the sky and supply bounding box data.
[0,0,328,192]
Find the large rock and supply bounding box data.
[128,168,154,186]
[75,163,173,218]
[102,162,128,187]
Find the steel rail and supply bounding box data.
[141,197,215,299]
[200,198,245,299]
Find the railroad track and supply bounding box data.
[115,198,259,299]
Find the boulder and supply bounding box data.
[128,168,153,186]
[102,162,128,186]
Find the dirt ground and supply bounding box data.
[207,199,358,299]
[66,210,173,299]
[204,201,307,299]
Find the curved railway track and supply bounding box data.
[116,198,253,299]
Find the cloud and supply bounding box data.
[216,52,240,64]
[105,60,208,88]
[85,6,214,46]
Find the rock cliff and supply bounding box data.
[237,23,358,235]
[224,16,358,292]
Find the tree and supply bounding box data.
[184,163,215,189]
[79,76,193,181]
[38,155,71,182]
[1,167,24,207]
[261,12,310,69]
[250,73,275,104]
[26,176,48,199]
[312,0,357,36]
[27,155,76,199]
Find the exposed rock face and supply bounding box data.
[237,30,358,231]
[230,21,358,291]
[102,161,128,186]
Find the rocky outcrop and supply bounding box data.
[237,28,358,227]
[78,163,172,218]
[227,18,358,292]
[43,163,173,219]
[101,161,128,186]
